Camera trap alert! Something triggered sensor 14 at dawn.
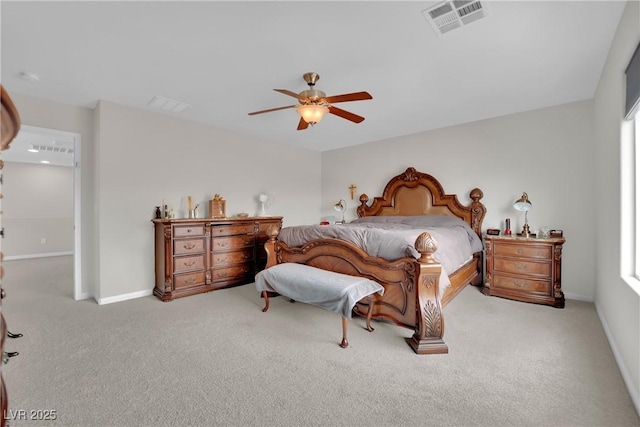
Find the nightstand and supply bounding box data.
[482,235,566,308]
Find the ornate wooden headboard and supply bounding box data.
[356,167,486,237]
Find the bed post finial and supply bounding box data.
[357,194,369,218]
[415,232,438,264]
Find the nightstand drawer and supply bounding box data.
[493,274,551,294]
[173,238,205,255]
[494,258,551,276]
[211,224,254,237]
[173,254,206,273]
[211,235,254,252]
[211,248,254,266]
[494,243,552,259]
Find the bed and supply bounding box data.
[262,167,486,354]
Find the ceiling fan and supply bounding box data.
[248,72,373,130]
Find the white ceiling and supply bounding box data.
[0,1,626,156]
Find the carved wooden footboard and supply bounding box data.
[263,228,449,354]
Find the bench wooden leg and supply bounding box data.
[261,291,270,312]
[340,316,349,348]
[365,294,375,332]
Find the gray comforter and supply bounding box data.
[278,215,483,291]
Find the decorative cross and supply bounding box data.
[349,184,357,200]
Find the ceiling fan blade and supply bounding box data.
[297,117,309,130]
[328,106,365,123]
[274,89,302,100]
[248,105,297,116]
[324,91,372,104]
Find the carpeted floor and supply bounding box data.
[2,256,639,426]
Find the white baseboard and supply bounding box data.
[4,251,73,261]
[564,292,594,303]
[595,302,640,417]
[74,292,93,301]
[97,288,154,305]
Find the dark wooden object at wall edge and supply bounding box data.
[1,85,22,427]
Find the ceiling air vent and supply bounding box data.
[147,95,191,113]
[422,0,489,36]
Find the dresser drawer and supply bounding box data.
[493,274,551,294]
[173,271,206,290]
[211,248,254,266]
[211,235,254,252]
[174,224,205,237]
[494,258,551,276]
[494,243,551,259]
[211,264,253,282]
[173,254,206,273]
[173,238,205,255]
[211,224,254,237]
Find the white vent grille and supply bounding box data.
[32,144,74,154]
[423,0,489,35]
[147,95,191,113]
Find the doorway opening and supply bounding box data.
[2,125,82,300]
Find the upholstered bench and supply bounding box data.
[255,263,384,348]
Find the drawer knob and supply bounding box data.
[184,278,196,285]
[183,261,196,267]
[516,248,523,254]
[218,242,229,247]
[183,243,196,250]
[515,263,528,270]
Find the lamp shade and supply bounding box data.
[513,192,532,212]
[297,104,329,124]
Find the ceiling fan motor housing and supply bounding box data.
[299,89,327,103]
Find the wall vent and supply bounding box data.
[422,0,489,36]
[32,144,74,154]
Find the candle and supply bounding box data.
[188,196,192,211]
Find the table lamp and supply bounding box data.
[334,199,346,224]
[513,192,533,237]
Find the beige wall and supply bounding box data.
[322,100,596,301]
[593,0,640,413]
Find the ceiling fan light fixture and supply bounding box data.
[297,104,329,125]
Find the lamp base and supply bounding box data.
[521,223,531,238]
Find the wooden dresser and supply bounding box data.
[482,235,566,308]
[153,217,282,301]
